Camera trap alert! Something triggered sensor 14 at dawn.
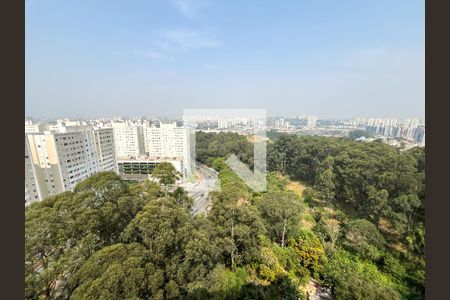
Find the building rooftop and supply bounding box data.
[117,155,183,162]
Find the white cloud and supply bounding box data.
[115,29,220,61]
[141,29,220,59]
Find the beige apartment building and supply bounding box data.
[24,127,116,205]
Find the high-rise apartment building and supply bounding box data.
[143,122,191,178]
[307,116,318,128]
[24,127,116,205]
[112,122,145,157]
[25,138,39,204]
[275,118,285,128]
[143,123,186,157]
[414,127,426,146]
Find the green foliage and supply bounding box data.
[208,191,266,268]
[406,222,425,256]
[25,172,152,299]
[257,244,284,282]
[204,265,306,300]
[380,253,407,283]
[267,135,425,297]
[288,230,325,278]
[121,197,193,258]
[315,168,336,201]
[152,161,180,188]
[266,172,289,191]
[26,133,425,299]
[343,219,386,261]
[195,131,254,168]
[70,243,156,299]
[206,265,248,298]
[211,157,227,172]
[349,129,372,140]
[73,171,127,202]
[171,186,194,210]
[258,264,276,282]
[314,217,341,253]
[323,250,401,300]
[218,167,251,197]
[269,242,309,282]
[256,190,302,247]
[129,179,161,200]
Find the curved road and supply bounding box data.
[184,164,219,215]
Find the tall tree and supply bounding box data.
[315,169,336,202]
[209,192,265,269]
[152,162,180,195]
[69,243,163,299]
[343,219,386,261]
[256,190,302,247]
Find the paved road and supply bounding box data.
[184,164,219,215]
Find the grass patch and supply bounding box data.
[286,180,308,196]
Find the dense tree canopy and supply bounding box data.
[256,190,303,248]
[26,133,425,299]
[195,131,253,168]
[152,162,181,196]
[348,129,372,140]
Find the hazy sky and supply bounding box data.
[26,0,424,119]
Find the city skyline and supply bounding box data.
[25,114,426,122]
[26,0,424,119]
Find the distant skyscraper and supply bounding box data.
[414,127,426,146]
[307,116,318,128]
[275,118,285,128]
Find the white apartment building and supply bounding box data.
[25,120,46,133]
[307,116,318,128]
[24,127,116,205]
[112,122,145,157]
[143,123,191,178]
[144,123,182,156]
